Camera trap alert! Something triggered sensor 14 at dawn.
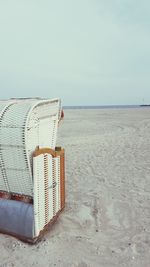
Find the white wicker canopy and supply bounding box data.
[0,98,61,196]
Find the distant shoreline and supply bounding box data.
[63,105,147,110]
[140,104,150,107]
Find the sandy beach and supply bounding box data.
[0,107,150,267]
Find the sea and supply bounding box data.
[63,105,146,110]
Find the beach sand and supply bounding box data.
[0,107,150,267]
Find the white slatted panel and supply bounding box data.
[33,154,45,236]
[33,155,39,236]
[57,156,61,211]
[33,153,62,237]
[47,154,54,222]
[37,155,45,231]
[53,157,61,213]
[52,158,56,216]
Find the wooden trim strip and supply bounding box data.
[33,148,56,157]
[33,147,65,158]
[55,149,65,157]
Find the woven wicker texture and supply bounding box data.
[0,98,61,197]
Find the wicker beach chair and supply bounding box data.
[0,98,65,243]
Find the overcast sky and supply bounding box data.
[0,0,150,105]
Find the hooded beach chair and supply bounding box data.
[0,98,65,243]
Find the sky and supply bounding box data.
[0,0,150,106]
